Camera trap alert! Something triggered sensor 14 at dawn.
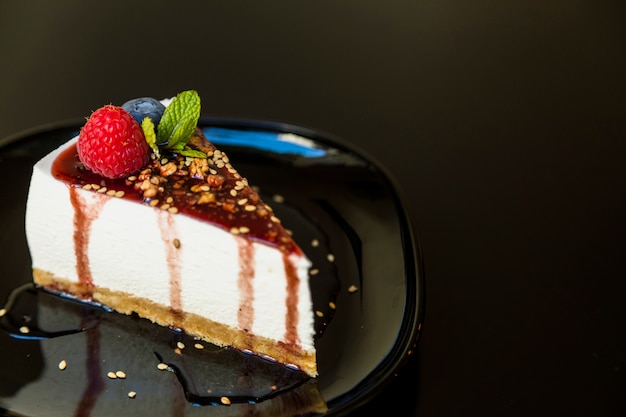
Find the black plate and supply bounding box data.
[0,118,424,417]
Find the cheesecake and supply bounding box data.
[24,91,317,377]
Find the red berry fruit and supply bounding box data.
[77,105,151,179]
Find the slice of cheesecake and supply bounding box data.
[25,94,317,377]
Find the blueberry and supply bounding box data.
[121,97,166,126]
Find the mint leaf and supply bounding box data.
[168,116,198,150]
[141,117,160,157]
[157,90,201,149]
[179,148,207,158]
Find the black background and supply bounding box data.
[1,1,625,416]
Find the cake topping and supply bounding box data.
[122,97,166,126]
[55,90,302,253]
[77,90,204,181]
[77,105,151,179]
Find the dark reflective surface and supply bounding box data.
[0,121,423,417]
[1,2,625,416]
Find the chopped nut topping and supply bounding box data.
[197,192,215,204]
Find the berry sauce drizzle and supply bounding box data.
[51,131,301,255]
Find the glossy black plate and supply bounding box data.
[0,118,424,417]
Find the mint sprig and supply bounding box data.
[141,90,205,158]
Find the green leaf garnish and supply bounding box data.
[141,117,160,158]
[156,90,202,154]
[178,148,208,158]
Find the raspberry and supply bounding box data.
[77,105,151,179]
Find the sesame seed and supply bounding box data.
[107,371,117,379]
[173,239,181,249]
[127,176,137,181]
[97,187,108,193]
[19,326,29,334]
[229,189,237,197]
[106,190,116,196]
[177,342,185,350]
[238,226,250,234]
[115,190,125,198]
[348,285,358,293]
[82,184,92,190]
[311,239,319,247]
[230,227,239,235]
[166,197,173,204]
[58,360,67,370]
[315,311,324,317]
[174,348,182,355]
[272,194,285,203]
[244,205,256,212]
[0,308,5,317]
[309,268,319,276]
[220,396,231,405]
[128,391,137,399]
[149,199,159,207]
[237,198,248,205]
[168,206,179,214]
[91,184,100,190]
[329,301,336,309]
[270,216,281,223]
[327,253,335,262]
[115,371,126,379]
[157,363,168,371]
[160,203,170,210]
[194,343,204,349]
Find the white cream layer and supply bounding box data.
[24,137,315,353]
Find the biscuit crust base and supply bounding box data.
[33,268,317,377]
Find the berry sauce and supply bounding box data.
[51,129,301,255]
